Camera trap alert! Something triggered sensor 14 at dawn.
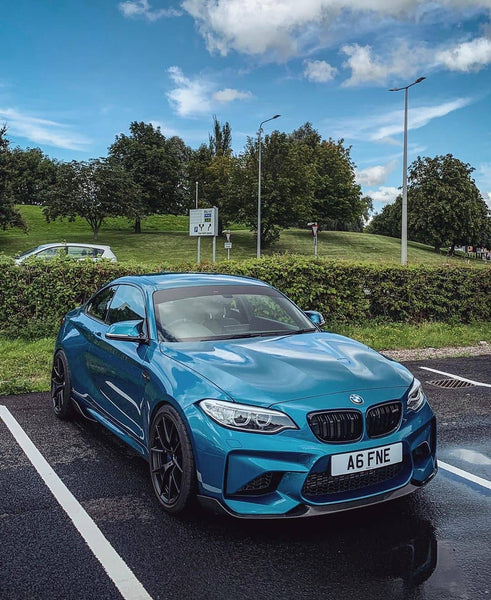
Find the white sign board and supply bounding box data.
[189,207,218,237]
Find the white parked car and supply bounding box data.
[15,243,117,264]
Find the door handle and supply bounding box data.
[142,370,150,382]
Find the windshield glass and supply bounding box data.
[153,284,316,342]
[16,246,43,258]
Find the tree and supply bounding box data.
[365,197,402,238]
[235,131,315,246]
[209,115,232,156]
[290,124,366,232]
[407,154,489,252]
[43,159,139,240]
[0,125,27,231]
[8,146,58,205]
[108,122,185,232]
[187,117,237,230]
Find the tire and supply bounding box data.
[50,351,73,420]
[149,405,197,515]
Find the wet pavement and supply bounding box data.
[0,355,489,600]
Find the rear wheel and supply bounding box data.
[51,351,73,420]
[149,405,197,515]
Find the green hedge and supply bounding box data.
[0,255,489,338]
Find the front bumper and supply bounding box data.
[197,463,438,518]
[186,399,437,518]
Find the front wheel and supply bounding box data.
[51,351,73,420]
[149,405,197,515]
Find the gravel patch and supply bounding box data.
[382,342,490,362]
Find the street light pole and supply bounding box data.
[257,114,280,258]
[389,76,425,266]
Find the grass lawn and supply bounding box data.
[0,205,488,267]
[1,321,489,395]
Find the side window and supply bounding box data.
[67,246,87,258]
[86,286,116,322]
[106,285,146,325]
[36,247,64,259]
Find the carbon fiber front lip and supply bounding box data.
[197,462,438,519]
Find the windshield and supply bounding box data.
[16,246,43,259]
[153,284,316,342]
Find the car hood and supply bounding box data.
[160,332,413,408]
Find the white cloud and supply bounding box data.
[435,36,491,72]
[303,59,338,82]
[166,67,253,117]
[375,98,472,139]
[369,186,400,205]
[329,97,472,141]
[119,0,180,21]
[148,121,180,137]
[356,161,397,186]
[181,0,490,60]
[166,67,213,117]
[213,88,253,102]
[477,164,491,207]
[341,42,430,86]
[0,107,90,150]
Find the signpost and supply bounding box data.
[223,230,232,260]
[308,222,319,257]
[189,207,219,263]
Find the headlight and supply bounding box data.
[199,399,298,434]
[407,378,426,411]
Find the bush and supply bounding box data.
[0,255,489,338]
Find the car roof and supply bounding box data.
[34,243,111,250]
[110,272,271,291]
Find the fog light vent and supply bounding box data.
[235,472,282,496]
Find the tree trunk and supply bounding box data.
[134,217,141,233]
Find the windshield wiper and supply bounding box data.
[281,327,317,335]
[212,329,316,341]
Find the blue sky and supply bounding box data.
[1,0,490,214]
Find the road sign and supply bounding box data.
[189,208,218,237]
[224,242,232,249]
[308,222,319,237]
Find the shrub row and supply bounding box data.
[0,255,489,338]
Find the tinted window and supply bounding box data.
[86,286,116,321]
[106,285,146,325]
[36,247,65,258]
[67,246,102,258]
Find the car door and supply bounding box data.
[85,284,150,444]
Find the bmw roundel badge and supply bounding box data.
[350,394,364,405]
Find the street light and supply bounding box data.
[257,114,280,258]
[389,76,426,266]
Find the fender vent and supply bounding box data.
[427,379,474,389]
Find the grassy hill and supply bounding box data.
[0,205,487,267]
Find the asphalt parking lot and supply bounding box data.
[1,355,490,600]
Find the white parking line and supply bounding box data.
[0,405,153,600]
[439,460,491,490]
[420,367,491,388]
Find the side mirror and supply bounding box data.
[304,310,326,327]
[105,320,148,344]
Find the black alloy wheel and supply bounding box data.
[149,405,197,515]
[51,351,73,420]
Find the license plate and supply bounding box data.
[331,443,403,476]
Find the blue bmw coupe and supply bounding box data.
[51,273,437,517]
